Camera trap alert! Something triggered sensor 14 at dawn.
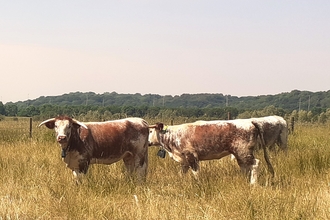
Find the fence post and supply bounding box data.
[227,112,231,120]
[290,117,295,134]
[29,117,33,138]
[171,119,173,125]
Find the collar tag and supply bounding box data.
[157,149,166,158]
[61,149,66,158]
[161,125,168,134]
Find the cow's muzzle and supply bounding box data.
[57,135,68,144]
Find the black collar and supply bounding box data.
[61,145,70,158]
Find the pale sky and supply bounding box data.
[1,1,329,103]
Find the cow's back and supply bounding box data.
[82,118,149,159]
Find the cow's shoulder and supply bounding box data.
[125,117,149,127]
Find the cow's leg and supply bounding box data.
[191,164,200,179]
[73,160,89,184]
[235,154,259,184]
[123,154,135,176]
[237,161,249,175]
[181,164,190,174]
[249,159,260,185]
[123,151,148,181]
[184,151,200,179]
[72,170,84,184]
[277,134,288,152]
[269,143,276,151]
[135,150,148,182]
[233,153,248,174]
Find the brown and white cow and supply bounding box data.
[148,119,274,184]
[39,116,149,182]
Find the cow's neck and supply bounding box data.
[61,127,81,158]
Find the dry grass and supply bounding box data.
[0,118,330,219]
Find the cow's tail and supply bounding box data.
[252,121,275,178]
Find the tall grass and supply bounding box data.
[0,118,330,219]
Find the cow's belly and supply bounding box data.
[199,151,231,161]
[90,158,121,165]
[168,149,231,163]
[64,150,132,169]
[90,151,132,165]
[167,150,185,163]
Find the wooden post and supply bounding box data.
[29,117,33,138]
[171,119,174,125]
[227,112,231,120]
[290,117,295,134]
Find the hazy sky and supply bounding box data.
[1,1,329,103]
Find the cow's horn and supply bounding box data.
[38,118,56,127]
[72,119,88,129]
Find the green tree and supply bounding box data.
[298,110,308,123]
[307,111,314,122]
[318,112,327,124]
[103,110,113,121]
[237,111,253,119]
[121,106,136,117]
[290,110,298,122]
[0,102,5,115]
[18,105,40,117]
[5,104,18,116]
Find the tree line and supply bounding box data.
[1,102,330,124]
[1,90,330,123]
[7,90,330,111]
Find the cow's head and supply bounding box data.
[38,116,88,149]
[148,122,164,146]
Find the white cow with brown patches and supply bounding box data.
[149,119,274,184]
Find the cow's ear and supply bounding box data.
[156,122,164,131]
[38,118,56,129]
[45,121,55,129]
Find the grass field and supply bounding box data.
[0,117,330,219]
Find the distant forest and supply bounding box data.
[1,90,330,122]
